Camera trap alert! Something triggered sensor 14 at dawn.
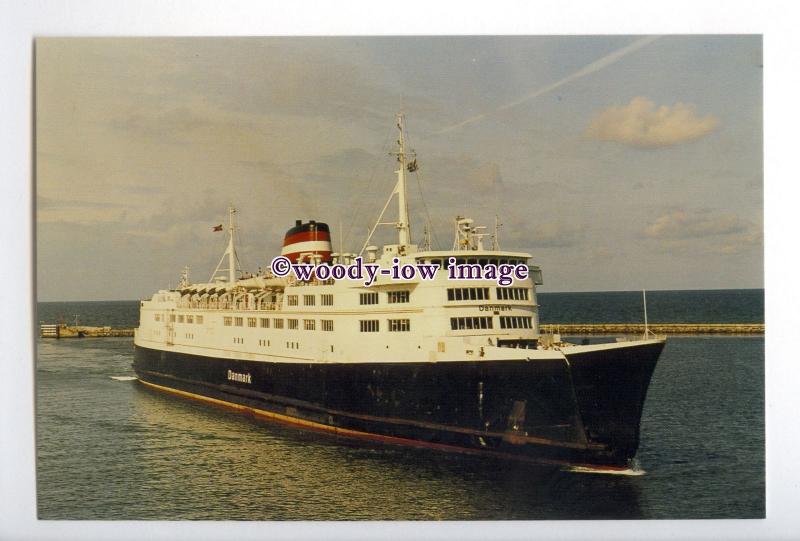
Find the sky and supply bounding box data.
[35,35,763,301]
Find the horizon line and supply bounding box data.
[36,286,766,303]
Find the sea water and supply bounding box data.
[34,290,764,519]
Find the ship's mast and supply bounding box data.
[392,113,412,247]
[226,206,237,284]
[492,215,501,250]
[210,205,240,284]
[359,114,416,255]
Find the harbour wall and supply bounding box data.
[40,322,763,338]
[539,323,764,335]
[39,324,134,338]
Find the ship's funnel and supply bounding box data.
[281,220,332,263]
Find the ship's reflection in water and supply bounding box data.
[130,384,641,520]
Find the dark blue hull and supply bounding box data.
[133,341,664,469]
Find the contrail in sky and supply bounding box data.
[435,35,662,135]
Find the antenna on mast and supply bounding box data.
[643,289,649,339]
[422,224,432,251]
[492,215,502,250]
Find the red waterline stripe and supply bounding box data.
[137,378,616,470]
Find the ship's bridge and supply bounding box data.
[412,250,543,286]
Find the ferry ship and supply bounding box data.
[134,115,665,473]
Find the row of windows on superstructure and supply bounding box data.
[154,313,204,324]
[450,316,533,330]
[499,316,533,329]
[224,316,335,331]
[287,294,334,307]
[450,316,493,330]
[496,287,529,301]
[360,290,410,305]
[224,318,410,334]
[447,287,489,301]
[359,319,411,332]
[422,257,526,267]
[447,287,529,302]
[284,291,411,307]
[283,286,525,308]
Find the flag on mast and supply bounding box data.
[212,224,223,232]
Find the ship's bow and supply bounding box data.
[563,338,665,466]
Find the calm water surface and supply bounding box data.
[35,294,764,520]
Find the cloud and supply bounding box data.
[712,229,763,255]
[437,36,661,134]
[36,196,130,225]
[586,97,719,147]
[643,209,762,254]
[644,210,748,239]
[529,221,585,248]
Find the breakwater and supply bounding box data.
[540,323,764,335]
[40,322,764,338]
[40,324,134,338]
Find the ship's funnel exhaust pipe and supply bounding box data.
[281,220,333,264]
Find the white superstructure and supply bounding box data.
[135,114,557,366]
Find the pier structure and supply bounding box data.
[40,322,762,338]
[539,323,764,335]
[38,323,134,338]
